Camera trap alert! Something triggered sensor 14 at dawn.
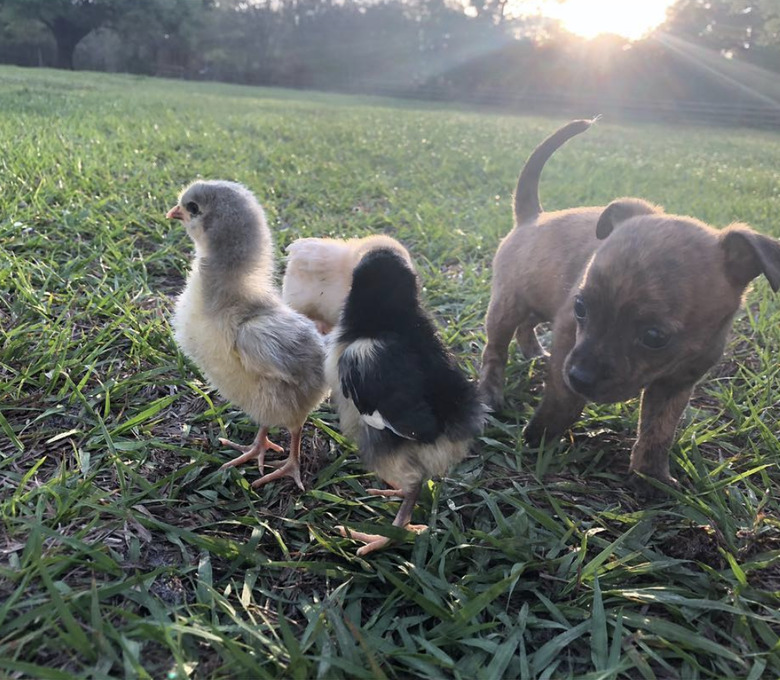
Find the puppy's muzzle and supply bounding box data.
[565,358,638,404]
[566,364,598,397]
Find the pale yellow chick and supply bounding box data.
[281,234,412,334]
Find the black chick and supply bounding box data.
[325,248,485,556]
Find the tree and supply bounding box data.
[2,0,210,71]
[461,0,510,24]
[2,0,120,69]
[666,0,780,51]
[0,5,52,67]
[665,0,780,70]
[112,0,208,76]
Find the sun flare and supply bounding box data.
[512,0,676,41]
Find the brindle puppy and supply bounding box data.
[480,120,780,489]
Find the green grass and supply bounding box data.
[1,65,780,678]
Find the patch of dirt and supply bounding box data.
[737,513,780,561]
[660,525,725,569]
[747,561,780,593]
[149,572,191,606]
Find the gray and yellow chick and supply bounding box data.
[168,180,327,490]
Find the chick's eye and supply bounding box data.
[573,296,587,322]
[640,327,670,350]
[186,201,200,216]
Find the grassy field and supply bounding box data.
[1,65,779,679]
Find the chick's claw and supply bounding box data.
[251,455,304,491]
[337,524,428,557]
[336,526,389,556]
[218,428,284,472]
[366,488,406,498]
[218,433,284,456]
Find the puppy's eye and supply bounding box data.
[640,327,670,350]
[573,296,587,322]
[186,201,200,216]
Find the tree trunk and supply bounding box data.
[50,17,90,70]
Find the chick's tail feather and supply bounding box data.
[513,117,600,225]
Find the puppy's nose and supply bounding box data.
[567,365,597,395]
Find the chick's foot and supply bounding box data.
[336,524,428,556]
[338,482,425,556]
[250,427,305,491]
[218,427,284,472]
[366,487,405,498]
[251,455,304,491]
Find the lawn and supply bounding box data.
[1,65,779,679]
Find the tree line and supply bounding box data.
[1,0,779,119]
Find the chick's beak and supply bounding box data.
[166,205,185,220]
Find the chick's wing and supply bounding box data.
[235,309,321,383]
[339,338,439,443]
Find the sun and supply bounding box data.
[511,0,676,41]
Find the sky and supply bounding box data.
[507,0,678,40]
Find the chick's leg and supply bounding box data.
[251,427,305,491]
[219,427,284,473]
[366,482,404,498]
[337,482,427,557]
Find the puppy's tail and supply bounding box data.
[514,117,599,224]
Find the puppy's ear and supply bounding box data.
[596,198,661,240]
[720,224,780,292]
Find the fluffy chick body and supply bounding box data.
[174,278,324,433]
[325,248,484,555]
[282,234,411,333]
[169,180,327,489]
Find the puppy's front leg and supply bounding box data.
[524,315,585,446]
[630,382,693,489]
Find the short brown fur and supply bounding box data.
[480,121,780,489]
[480,120,604,408]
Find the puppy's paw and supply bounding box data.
[518,342,548,360]
[515,326,546,359]
[523,417,547,448]
[627,471,679,499]
[477,382,505,413]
